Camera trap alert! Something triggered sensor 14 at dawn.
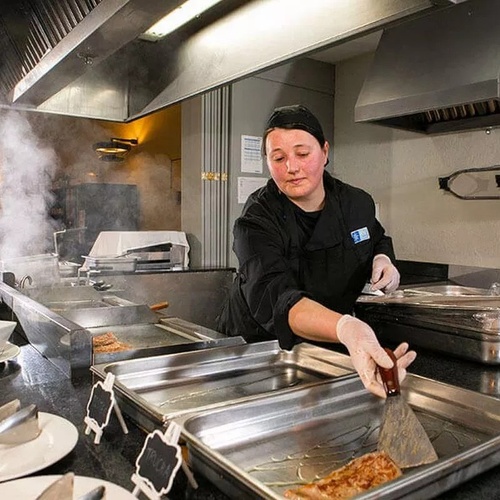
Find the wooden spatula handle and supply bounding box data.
[378,348,400,397]
[150,301,169,311]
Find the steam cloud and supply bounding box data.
[0,111,57,260]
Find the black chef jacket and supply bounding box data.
[217,171,395,350]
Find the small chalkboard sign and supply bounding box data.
[131,422,196,499]
[88,383,113,429]
[84,372,128,444]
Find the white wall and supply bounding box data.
[333,53,500,269]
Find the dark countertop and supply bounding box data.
[3,333,500,499]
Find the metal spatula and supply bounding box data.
[0,403,41,445]
[0,399,21,422]
[377,348,438,468]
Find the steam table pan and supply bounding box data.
[356,284,500,364]
[182,374,500,500]
[90,341,356,432]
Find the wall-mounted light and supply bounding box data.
[93,138,138,162]
[140,0,223,41]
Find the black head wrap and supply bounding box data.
[264,104,325,149]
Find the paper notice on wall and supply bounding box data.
[237,177,268,204]
[241,135,263,173]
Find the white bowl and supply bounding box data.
[0,321,16,349]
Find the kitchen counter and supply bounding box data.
[2,334,500,499]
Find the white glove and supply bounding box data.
[336,314,416,398]
[371,254,400,293]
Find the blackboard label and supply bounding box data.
[86,381,114,430]
[84,373,128,444]
[135,429,182,496]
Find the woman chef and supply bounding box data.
[218,104,416,398]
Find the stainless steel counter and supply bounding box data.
[0,280,244,380]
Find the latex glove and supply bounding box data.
[336,314,416,398]
[371,254,400,293]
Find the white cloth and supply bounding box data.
[88,231,190,267]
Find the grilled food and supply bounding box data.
[284,451,402,500]
[92,332,131,353]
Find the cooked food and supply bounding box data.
[284,451,402,500]
[92,332,131,353]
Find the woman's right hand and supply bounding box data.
[336,314,416,398]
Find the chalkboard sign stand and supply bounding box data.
[84,372,129,444]
[131,422,198,499]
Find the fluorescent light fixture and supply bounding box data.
[141,0,223,41]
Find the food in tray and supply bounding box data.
[92,332,131,353]
[283,451,401,500]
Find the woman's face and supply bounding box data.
[265,128,329,210]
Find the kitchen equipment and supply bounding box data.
[354,1,500,135]
[86,231,190,271]
[35,472,74,500]
[0,412,78,482]
[124,242,185,271]
[0,343,21,363]
[149,301,169,311]
[181,374,500,500]
[0,476,134,499]
[0,403,41,445]
[35,474,106,500]
[0,321,16,350]
[91,342,356,431]
[355,284,500,364]
[474,311,500,332]
[58,261,80,278]
[377,349,438,468]
[0,254,60,287]
[82,256,137,273]
[1,278,244,379]
[78,485,106,500]
[0,399,20,422]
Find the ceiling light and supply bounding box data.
[141,0,223,41]
[93,138,138,162]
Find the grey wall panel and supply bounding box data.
[181,96,203,267]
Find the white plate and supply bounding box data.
[0,412,78,482]
[0,342,20,363]
[0,474,136,499]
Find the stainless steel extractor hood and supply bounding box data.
[355,0,500,134]
[0,0,460,122]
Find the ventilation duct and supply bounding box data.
[0,0,461,122]
[355,0,500,134]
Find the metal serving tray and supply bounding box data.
[182,375,500,500]
[356,283,500,364]
[355,306,500,363]
[357,285,500,311]
[91,342,355,432]
[83,255,137,272]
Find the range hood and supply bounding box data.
[0,0,460,122]
[355,0,500,134]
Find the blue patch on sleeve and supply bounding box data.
[351,227,370,244]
